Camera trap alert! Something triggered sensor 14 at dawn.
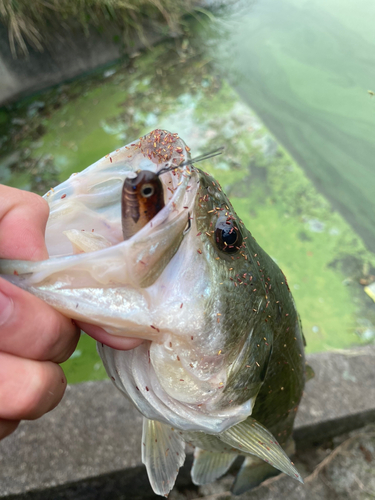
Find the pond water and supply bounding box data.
[214,0,375,251]
[0,0,374,383]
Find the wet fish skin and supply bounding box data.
[186,169,306,491]
[191,170,306,427]
[0,129,307,496]
[98,164,306,494]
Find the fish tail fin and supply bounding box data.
[191,448,237,485]
[232,456,280,495]
[142,418,186,497]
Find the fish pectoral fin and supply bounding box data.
[142,418,186,497]
[232,456,280,495]
[219,417,303,484]
[305,363,315,381]
[191,448,237,485]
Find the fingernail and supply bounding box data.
[0,291,13,327]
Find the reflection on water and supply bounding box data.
[0,1,374,383]
[213,0,375,251]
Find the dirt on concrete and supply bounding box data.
[169,425,375,500]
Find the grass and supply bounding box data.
[0,0,200,56]
[62,333,107,383]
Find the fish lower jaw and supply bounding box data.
[99,342,255,435]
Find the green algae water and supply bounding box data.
[213,0,375,251]
[0,1,375,383]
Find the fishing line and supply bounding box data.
[157,147,225,177]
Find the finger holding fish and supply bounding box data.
[0,277,79,363]
[0,185,81,440]
[0,186,80,361]
[0,351,67,421]
[0,185,50,262]
[77,321,144,350]
[0,419,19,440]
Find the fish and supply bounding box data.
[0,129,309,496]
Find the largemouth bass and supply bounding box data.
[0,129,308,496]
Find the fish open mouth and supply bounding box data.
[43,129,196,256]
[0,130,198,285]
[0,130,205,341]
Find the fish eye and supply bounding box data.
[215,218,242,253]
[141,183,155,198]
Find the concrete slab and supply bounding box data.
[0,346,374,498]
[295,346,375,444]
[0,22,162,106]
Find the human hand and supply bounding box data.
[0,185,142,441]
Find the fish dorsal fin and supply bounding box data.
[191,448,237,485]
[219,417,303,483]
[142,418,186,497]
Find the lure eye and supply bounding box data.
[141,183,155,198]
[215,218,242,253]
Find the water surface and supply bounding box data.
[214,0,375,249]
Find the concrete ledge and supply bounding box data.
[0,346,374,498]
[295,347,375,444]
[0,22,162,106]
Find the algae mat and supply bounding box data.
[0,41,374,383]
